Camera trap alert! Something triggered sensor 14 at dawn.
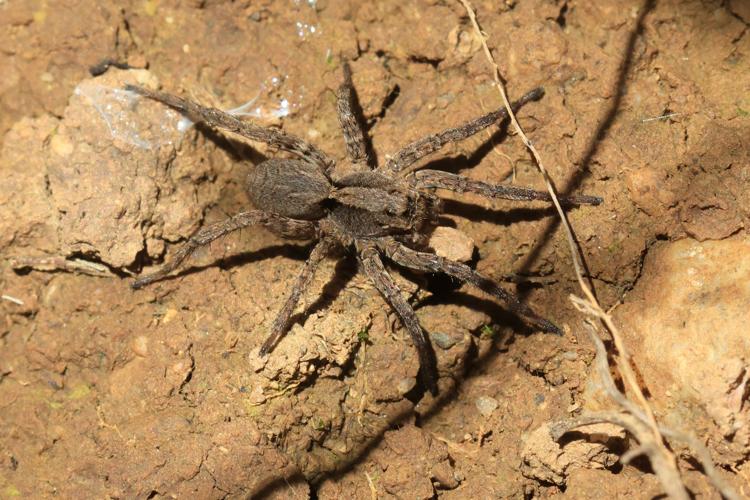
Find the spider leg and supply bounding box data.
[376,238,562,335]
[124,84,334,172]
[383,87,544,174]
[259,239,330,356]
[132,211,316,289]
[409,169,603,206]
[336,61,373,168]
[356,240,439,395]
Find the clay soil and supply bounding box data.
[1,0,749,498]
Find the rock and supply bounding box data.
[377,424,454,499]
[131,336,149,357]
[614,236,750,465]
[430,331,458,350]
[397,377,417,395]
[625,166,677,216]
[0,69,221,268]
[429,226,476,263]
[521,423,625,486]
[475,396,499,417]
[431,459,459,489]
[681,196,743,241]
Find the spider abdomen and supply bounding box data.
[246,159,331,220]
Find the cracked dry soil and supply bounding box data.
[1,0,750,498]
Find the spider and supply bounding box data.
[126,62,601,394]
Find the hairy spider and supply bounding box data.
[126,63,601,394]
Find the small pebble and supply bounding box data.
[431,461,459,489]
[50,134,74,157]
[475,396,499,417]
[161,308,178,324]
[429,226,475,263]
[397,376,417,395]
[132,335,149,357]
[430,331,457,350]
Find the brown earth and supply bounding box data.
[1,0,749,498]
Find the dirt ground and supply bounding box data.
[1,0,749,498]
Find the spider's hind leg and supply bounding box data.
[356,240,439,395]
[259,239,331,356]
[377,238,562,335]
[132,211,316,289]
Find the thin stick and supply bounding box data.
[457,0,657,425]
[9,255,114,277]
[364,471,378,500]
[456,2,729,498]
[556,323,739,500]
[461,3,739,498]
[459,0,586,281]
[1,294,25,306]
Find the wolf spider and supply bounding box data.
[126,62,601,393]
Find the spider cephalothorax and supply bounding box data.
[127,62,601,393]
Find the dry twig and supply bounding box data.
[364,471,378,500]
[458,1,737,498]
[9,255,113,277]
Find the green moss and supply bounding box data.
[67,384,91,400]
[607,240,623,255]
[310,416,328,431]
[357,325,371,344]
[325,50,336,67]
[480,324,497,339]
[143,0,159,16]
[3,485,21,497]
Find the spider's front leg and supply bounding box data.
[383,87,544,174]
[376,238,562,335]
[132,211,316,289]
[409,169,603,206]
[124,84,334,172]
[336,61,373,168]
[356,240,439,395]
